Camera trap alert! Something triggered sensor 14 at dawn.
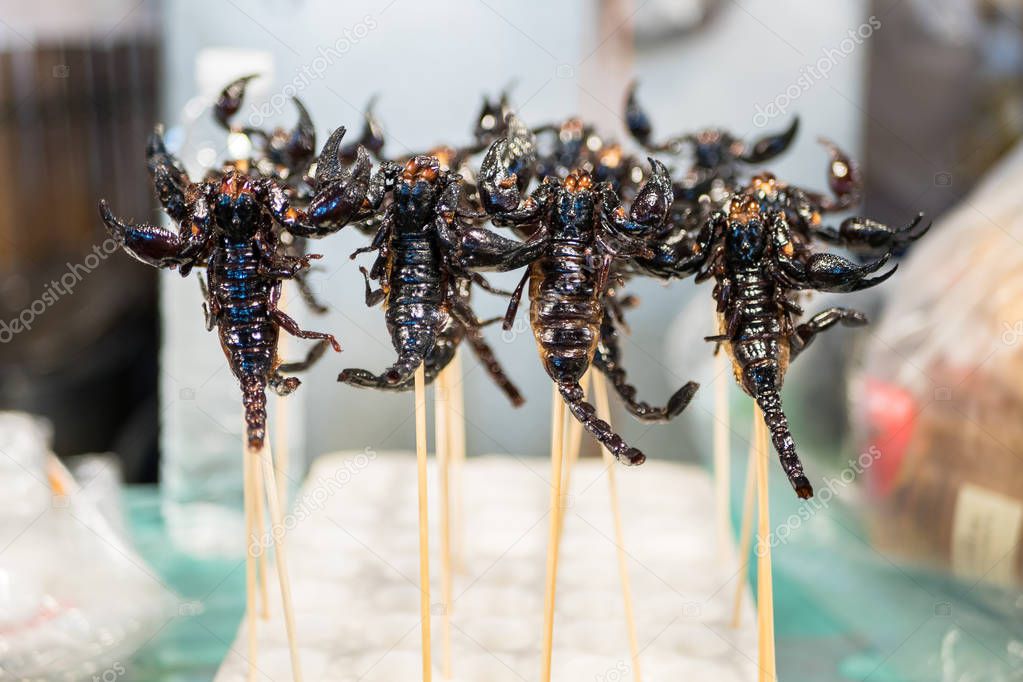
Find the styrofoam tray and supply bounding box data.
[215,452,758,681]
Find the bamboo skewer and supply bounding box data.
[731,434,758,629]
[540,384,567,682]
[257,438,304,682]
[274,329,292,510]
[243,444,258,682]
[591,371,643,682]
[448,351,467,573]
[414,365,434,682]
[435,367,454,680]
[251,456,270,621]
[753,407,777,681]
[713,348,732,566]
[557,373,587,546]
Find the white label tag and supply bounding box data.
[952,484,1023,586]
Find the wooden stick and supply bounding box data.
[591,371,643,682]
[713,349,732,566]
[753,407,777,681]
[435,367,454,680]
[252,451,270,621]
[257,437,304,682]
[414,365,433,682]
[541,383,567,682]
[731,433,757,629]
[243,442,258,681]
[274,329,292,509]
[557,373,587,546]
[448,351,467,573]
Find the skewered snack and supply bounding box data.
[99,128,344,449]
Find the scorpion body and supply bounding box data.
[644,186,920,497]
[452,131,698,464]
[273,147,524,405]
[339,156,523,404]
[206,216,284,448]
[101,130,348,450]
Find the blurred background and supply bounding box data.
[2,0,1023,680]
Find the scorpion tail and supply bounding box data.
[558,381,646,466]
[241,375,268,451]
[595,356,699,423]
[383,352,427,387]
[465,326,525,407]
[745,361,814,499]
[339,352,427,390]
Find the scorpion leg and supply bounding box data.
[789,307,867,360]
[594,313,698,423]
[271,309,342,352]
[197,271,219,331]
[358,266,387,307]
[450,299,525,407]
[291,268,330,314]
[501,269,531,331]
[270,338,330,396]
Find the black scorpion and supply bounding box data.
[448,131,699,464]
[99,130,344,449]
[267,129,524,402]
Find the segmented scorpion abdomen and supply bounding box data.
[209,236,280,449]
[382,230,447,384]
[530,240,645,464]
[721,266,810,498]
[530,241,601,383]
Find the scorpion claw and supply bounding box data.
[280,97,316,173]
[742,116,799,164]
[479,115,536,214]
[98,200,125,243]
[817,136,862,209]
[624,80,654,147]
[215,73,259,130]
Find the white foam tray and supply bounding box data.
[215,452,758,681]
